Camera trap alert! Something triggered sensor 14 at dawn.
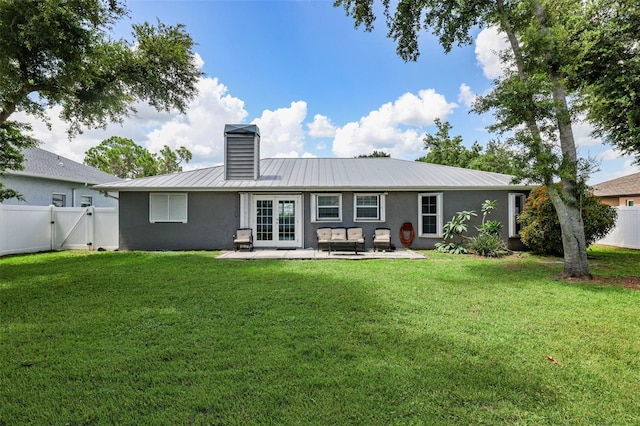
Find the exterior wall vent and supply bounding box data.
[224,124,260,180]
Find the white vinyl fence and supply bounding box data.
[597,207,640,249]
[0,205,118,256]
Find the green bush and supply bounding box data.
[435,210,476,254]
[469,233,509,258]
[478,219,503,236]
[518,186,618,256]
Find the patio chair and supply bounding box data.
[373,228,392,252]
[233,228,253,251]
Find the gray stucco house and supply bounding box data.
[95,124,531,251]
[2,147,119,207]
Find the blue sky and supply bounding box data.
[21,0,639,184]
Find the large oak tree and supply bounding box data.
[336,0,639,278]
[0,0,202,200]
[84,136,192,179]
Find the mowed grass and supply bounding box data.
[1,247,639,425]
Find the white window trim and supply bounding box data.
[311,193,343,222]
[508,193,527,237]
[149,193,188,223]
[80,195,93,207]
[52,193,66,207]
[418,193,443,238]
[353,193,385,222]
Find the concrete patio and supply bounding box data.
[217,248,426,260]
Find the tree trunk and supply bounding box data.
[549,74,592,278]
[500,1,592,278]
[546,184,592,278]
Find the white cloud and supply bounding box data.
[475,26,510,79]
[251,101,315,158]
[458,84,476,108]
[145,76,248,169]
[14,76,249,170]
[572,117,602,148]
[596,148,624,161]
[332,89,457,158]
[589,149,640,184]
[307,114,336,138]
[13,105,152,164]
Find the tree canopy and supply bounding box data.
[569,1,640,159]
[84,137,192,179]
[416,119,519,175]
[0,0,202,200]
[335,0,638,278]
[357,150,391,158]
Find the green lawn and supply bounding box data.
[1,247,638,425]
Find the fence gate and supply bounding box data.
[0,205,118,256]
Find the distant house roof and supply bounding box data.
[592,172,640,197]
[11,147,119,185]
[94,157,530,192]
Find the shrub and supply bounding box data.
[478,220,503,236]
[518,186,618,256]
[469,233,509,258]
[435,210,476,254]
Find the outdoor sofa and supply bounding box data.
[316,227,365,254]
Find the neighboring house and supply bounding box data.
[95,124,532,251]
[592,172,640,207]
[2,147,119,207]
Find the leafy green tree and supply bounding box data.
[0,0,202,200]
[570,1,640,159]
[157,145,193,175]
[85,137,157,179]
[518,186,617,256]
[417,120,519,175]
[335,0,633,278]
[416,119,482,168]
[467,140,520,176]
[357,151,391,158]
[85,137,192,179]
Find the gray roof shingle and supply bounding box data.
[94,157,530,192]
[592,172,640,197]
[11,147,119,184]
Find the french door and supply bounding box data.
[252,195,302,248]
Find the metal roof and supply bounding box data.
[224,124,260,136]
[94,158,530,192]
[592,172,640,197]
[10,147,119,185]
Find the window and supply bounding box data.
[354,194,385,222]
[509,193,527,237]
[52,193,66,207]
[418,193,443,237]
[311,194,342,222]
[627,199,635,207]
[80,195,93,207]
[149,193,188,223]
